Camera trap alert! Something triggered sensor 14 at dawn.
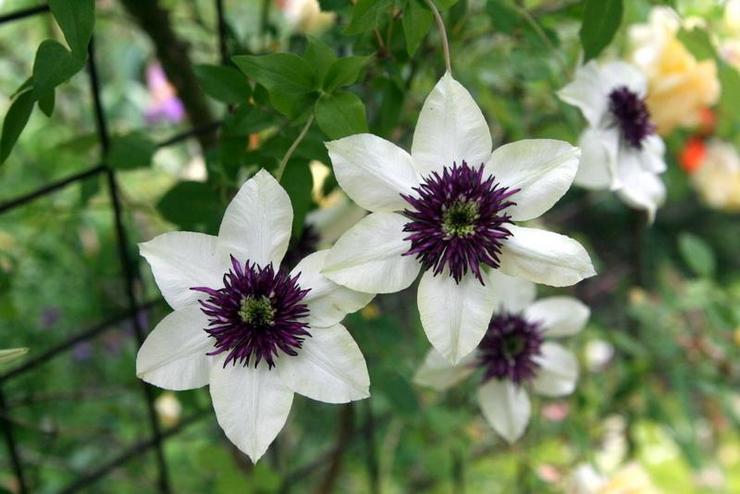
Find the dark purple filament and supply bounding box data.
[477,312,543,385]
[401,161,517,284]
[608,86,655,149]
[192,256,311,369]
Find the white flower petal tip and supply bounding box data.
[218,168,293,267]
[533,343,579,398]
[525,297,590,337]
[478,379,530,444]
[417,270,497,366]
[277,324,370,404]
[413,348,476,392]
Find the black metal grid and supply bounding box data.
[0,2,228,492]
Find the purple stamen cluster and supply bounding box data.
[192,257,311,369]
[477,312,543,385]
[608,86,655,149]
[401,162,517,284]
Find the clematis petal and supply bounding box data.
[326,134,420,212]
[600,61,647,97]
[477,379,531,443]
[640,135,667,174]
[486,269,536,313]
[140,232,227,310]
[411,72,492,176]
[322,212,421,294]
[524,296,590,337]
[277,323,370,403]
[499,226,596,287]
[413,348,476,391]
[218,169,292,267]
[486,139,581,221]
[575,128,619,190]
[616,151,666,223]
[210,361,294,463]
[136,305,213,390]
[417,270,497,365]
[291,250,375,328]
[532,342,579,397]
[557,61,607,127]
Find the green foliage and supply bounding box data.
[108,132,157,170]
[677,27,715,61]
[194,64,252,104]
[580,0,623,61]
[403,0,433,56]
[678,232,716,278]
[157,182,223,233]
[315,91,368,139]
[49,0,95,57]
[0,90,35,163]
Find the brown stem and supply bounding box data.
[118,0,217,151]
[313,404,355,494]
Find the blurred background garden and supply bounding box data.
[1,0,739,492]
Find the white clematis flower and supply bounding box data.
[321,72,595,364]
[414,271,589,443]
[558,61,667,222]
[136,169,373,463]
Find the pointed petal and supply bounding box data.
[486,139,581,221]
[140,232,227,310]
[136,305,212,390]
[600,61,647,96]
[411,72,492,176]
[477,379,531,443]
[418,270,497,365]
[615,152,666,223]
[557,61,607,127]
[486,269,536,313]
[575,128,619,190]
[524,296,590,337]
[640,135,667,174]
[218,169,292,267]
[533,342,579,397]
[291,250,374,328]
[277,324,369,403]
[321,212,421,294]
[499,226,596,287]
[326,134,420,212]
[210,362,294,463]
[413,348,476,391]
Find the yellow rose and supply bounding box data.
[629,7,720,135]
[279,0,335,35]
[692,140,740,212]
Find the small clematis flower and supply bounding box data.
[136,170,373,463]
[558,61,667,222]
[414,272,589,443]
[321,72,595,364]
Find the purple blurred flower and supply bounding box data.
[72,341,93,362]
[39,307,61,329]
[145,63,185,124]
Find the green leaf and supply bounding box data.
[323,56,371,92]
[677,27,715,61]
[108,132,157,170]
[38,89,55,117]
[315,91,368,139]
[0,348,29,367]
[403,0,433,55]
[1,90,36,164]
[32,40,84,98]
[305,37,337,87]
[49,0,95,57]
[194,64,252,104]
[157,182,223,233]
[579,0,623,62]
[346,0,392,35]
[222,105,274,136]
[678,233,715,278]
[281,159,314,236]
[717,63,740,135]
[486,0,520,33]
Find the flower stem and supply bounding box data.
[275,114,314,183]
[424,0,452,74]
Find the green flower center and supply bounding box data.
[239,295,276,326]
[442,200,479,238]
[502,334,526,359]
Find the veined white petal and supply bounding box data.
[413,348,476,391]
[616,152,666,223]
[326,134,420,212]
[499,226,596,287]
[557,61,607,127]
[640,135,667,174]
[291,250,374,328]
[486,269,536,313]
[532,342,579,397]
[322,212,421,294]
[136,305,213,390]
[140,232,227,310]
[209,361,293,463]
[418,270,497,365]
[218,169,292,267]
[575,128,619,190]
[486,139,580,221]
[277,323,369,403]
[524,296,590,337]
[477,379,531,443]
[411,72,492,176]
